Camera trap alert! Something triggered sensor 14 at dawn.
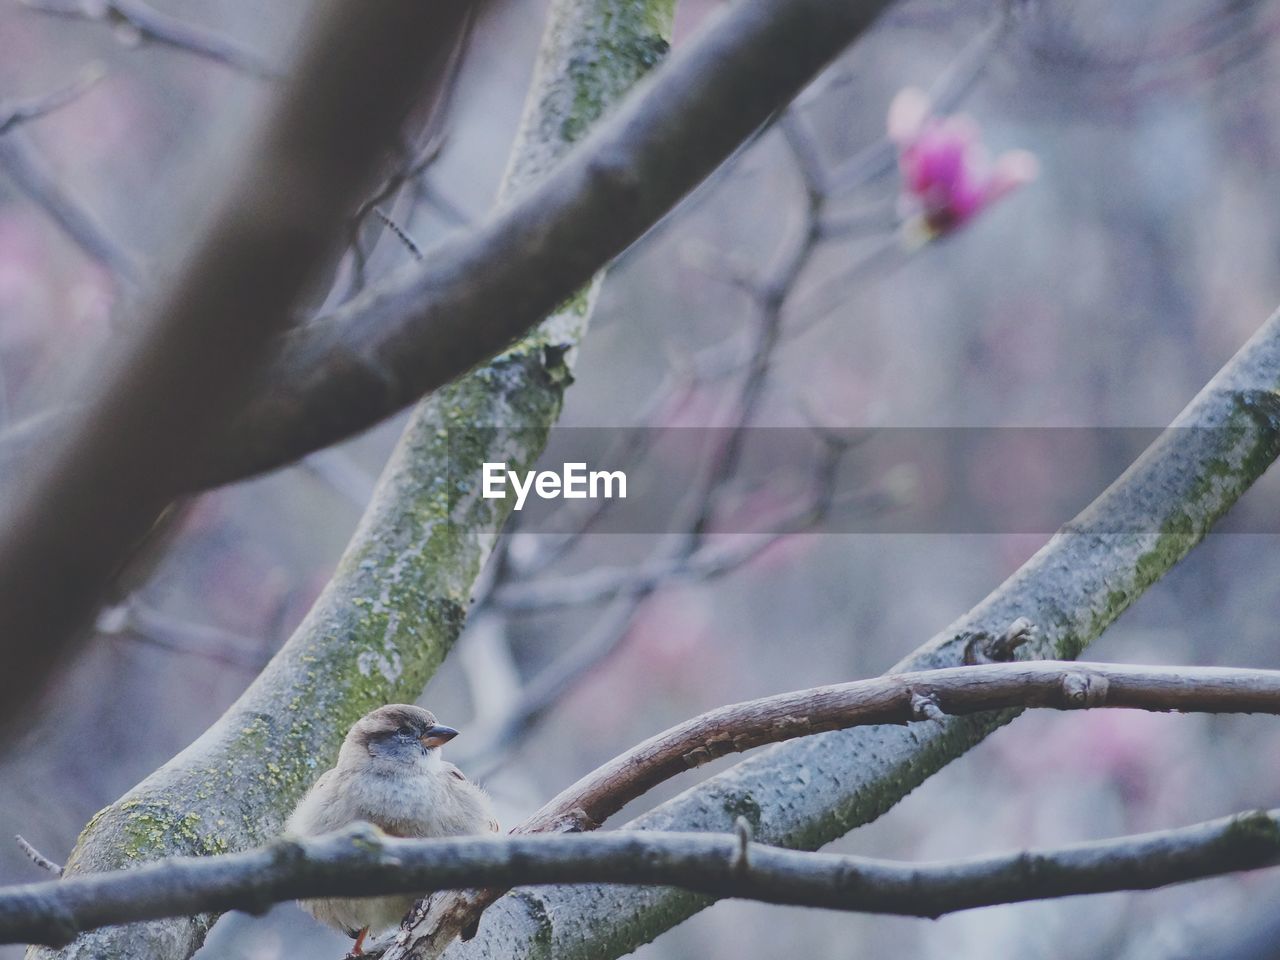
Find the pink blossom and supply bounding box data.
[888,88,1037,237]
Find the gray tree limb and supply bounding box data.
[180,0,899,489]
[0,0,475,733]
[2,0,905,488]
[430,307,1280,960]
[24,1,678,958]
[7,811,1280,947]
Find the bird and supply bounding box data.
[285,704,500,956]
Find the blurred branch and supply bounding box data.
[0,67,104,136]
[0,134,139,281]
[32,2,677,959]
[3,0,904,490]
[19,0,280,79]
[9,811,1280,947]
[492,477,844,612]
[410,305,1280,960]
[1017,0,1279,107]
[0,0,474,737]
[177,0,900,489]
[96,598,273,673]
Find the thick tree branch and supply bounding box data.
[177,0,899,489]
[27,2,677,958]
[0,0,475,732]
[4,0,905,488]
[423,307,1280,960]
[6,810,1280,947]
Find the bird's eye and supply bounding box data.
[397,725,415,738]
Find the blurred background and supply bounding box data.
[4,0,1280,958]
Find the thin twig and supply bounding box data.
[373,209,424,262]
[0,134,140,280]
[19,0,280,79]
[13,836,62,876]
[0,66,105,136]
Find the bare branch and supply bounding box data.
[19,0,280,79]
[518,657,1280,830]
[178,0,902,489]
[373,208,425,262]
[3,0,905,491]
[0,67,104,136]
[13,837,62,877]
[97,598,273,673]
[0,134,140,281]
[6,810,1280,947]
[0,0,478,731]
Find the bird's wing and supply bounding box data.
[444,763,501,833]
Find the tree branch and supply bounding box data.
[19,0,279,79]
[174,0,899,489]
[0,134,140,281]
[0,68,104,137]
[4,0,906,489]
[0,0,475,733]
[6,810,1280,947]
[516,658,1280,835]
[414,306,1280,960]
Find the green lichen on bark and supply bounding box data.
[32,1,676,958]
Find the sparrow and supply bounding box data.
[285,704,500,956]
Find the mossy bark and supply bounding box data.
[441,313,1280,960]
[28,1,674,958]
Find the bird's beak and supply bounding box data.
[421,724,459,749]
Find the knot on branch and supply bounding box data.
[682,732,737,768]
[1061,671,1109,708]
[963,617,1034,665]
[731,816,753,874]
[909,691,945,722]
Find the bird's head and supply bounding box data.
[344,703,459,768]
